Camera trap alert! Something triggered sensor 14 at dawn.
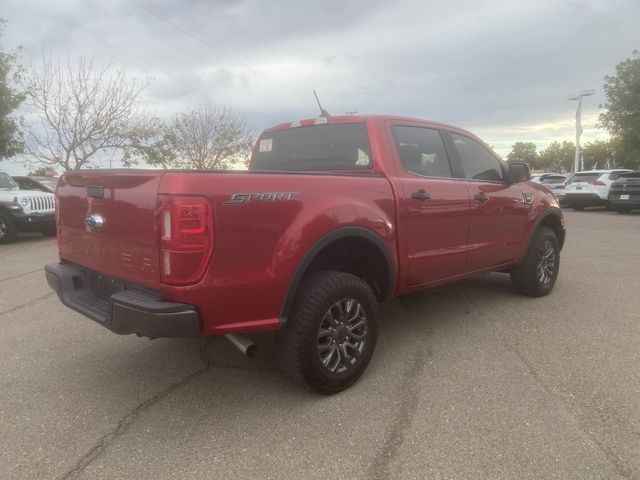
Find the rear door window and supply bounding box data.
[392,126,453,178]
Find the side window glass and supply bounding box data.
[393,126,452,178]
[451,133,504,182]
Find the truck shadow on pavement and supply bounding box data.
[60,271,521,404]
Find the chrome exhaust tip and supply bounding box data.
[225,334,258,357]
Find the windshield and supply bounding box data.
[0,172,18,190]
[251,123,372,171]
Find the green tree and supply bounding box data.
[538,140,575,172]
[582,139,615,170]
[0,19,26,159]
[507,142,538,167]
[598,51,640,169]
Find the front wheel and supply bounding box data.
[278,271,379,394]
[511,226,560,297]
[616,207,632,214]
[0,214,17,244]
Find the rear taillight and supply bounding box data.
[593,180,606,186]
[158,195,213,285]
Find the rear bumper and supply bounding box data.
[45,262,201,337]
[608,191,640,208]
[563,193,607,206]
[609,199,640,208]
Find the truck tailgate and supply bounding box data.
[56,171,163,288]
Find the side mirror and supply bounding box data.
[508,162,531,183]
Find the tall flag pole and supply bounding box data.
[574,97,583,173]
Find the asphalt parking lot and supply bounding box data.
[1,209,639,480]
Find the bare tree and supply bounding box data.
[149,105,254,170]
[25,55,159,171]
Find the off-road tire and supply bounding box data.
[278,271,379,395]
[511,226,560,297]
[0,213,17,244]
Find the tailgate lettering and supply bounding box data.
[224,192,298,205]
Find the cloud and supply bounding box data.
[2,0,639,169]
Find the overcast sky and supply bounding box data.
[2,0,640,173]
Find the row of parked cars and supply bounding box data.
[533,169,640,213]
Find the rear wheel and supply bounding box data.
[278,271,379,394]
[573,206,585,211]
[511,226,560,297]
[0,214,17,244]
[616,207,632,214]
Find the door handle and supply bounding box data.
[411,189,431,201]
[473,192,489,203]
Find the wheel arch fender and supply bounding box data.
[279,226,396,325]
[521,207,566,262]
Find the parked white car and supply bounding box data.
[563,169,632,210]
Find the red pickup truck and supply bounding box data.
[46,115,565,394]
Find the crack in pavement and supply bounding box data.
[0,246,32,260]
[0,292,55,318]
[59,339,279,480]
[0,267,44,284]
[367,345,428,480]
[504,341,637,480]
[460,288,638,480]
[0,239,51,260]
[59,339,214,480]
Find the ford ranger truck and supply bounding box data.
[0,171,56,243]
[45,115,566,394]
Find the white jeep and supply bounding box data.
[0,171,56,244]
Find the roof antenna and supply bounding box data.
[313,90,331,117]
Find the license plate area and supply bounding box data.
[620,194,630,200]
[89,272,125,301]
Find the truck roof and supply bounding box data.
[263,114,474,137]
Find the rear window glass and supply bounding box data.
[541,176,567,184]
[619,171,640,179]
[609,171,631,181]
[570,173,601,183]
[251,123,372,171]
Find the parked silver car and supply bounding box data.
[540,173,573,204]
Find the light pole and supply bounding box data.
[567,89,595,172]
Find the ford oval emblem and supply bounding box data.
[85,213,105,230]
